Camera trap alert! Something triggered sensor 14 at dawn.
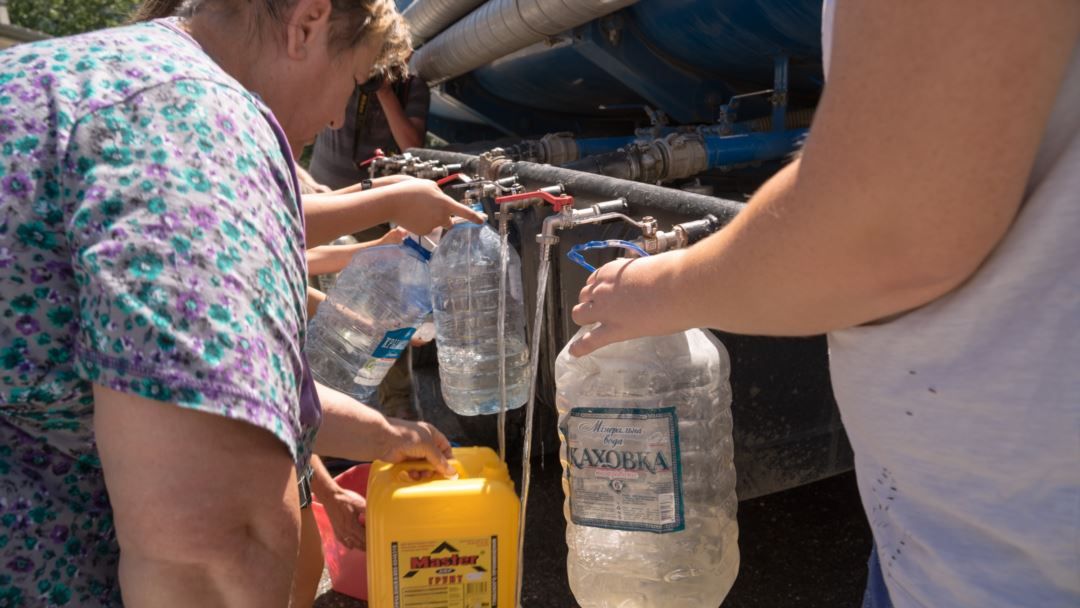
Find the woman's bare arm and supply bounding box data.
[95,385,299,608]
[570,0,1080,355]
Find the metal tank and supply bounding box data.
[396,0,849,500]
[408,0,823,133]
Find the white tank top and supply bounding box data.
[823,2,1080,606]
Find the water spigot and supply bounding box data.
[535,197,636,253]
[462,177,526,212]
[677,214,722,246]
[635,214,722,254]
[357,148,387,168]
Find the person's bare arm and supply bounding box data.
[302,178,481,246]
[306,285,327,318]
[376,83,425,152]
[296,165,331,194]
[332,174,416,195]
[313,381,455,478]
[306,243,367,276]
[571,0,1080,355]
[309,455,367,549]
[95,385,299,608]
[306,227,407,276]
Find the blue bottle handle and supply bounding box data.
[567,240,650,272]
[402,236,432,261]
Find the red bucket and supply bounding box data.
[311,464,370,601]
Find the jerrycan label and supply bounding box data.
[353,327,416,386]
[392,536,498,608]
[565,407,684,533]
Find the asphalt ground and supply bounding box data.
[313,456,872,608]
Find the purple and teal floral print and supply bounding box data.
[0,19,310,607]
[0,424,119,607]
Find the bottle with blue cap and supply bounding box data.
[430,204,530,416]
[306,236,433,407]
[556,240,739,608]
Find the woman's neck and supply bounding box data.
[183,14,265,93]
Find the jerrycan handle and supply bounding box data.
[393,459,464,483]
[567,240,650,272]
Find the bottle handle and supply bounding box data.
[567,240,650,272]
[402,236,433,261]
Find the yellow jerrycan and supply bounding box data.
[366,446,520,608]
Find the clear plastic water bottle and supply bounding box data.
[429,215,529,416]
[555,326,738,608]
[306,238,432,406]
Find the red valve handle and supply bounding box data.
[436,173,470,187]
[357,148,386,168]
[494,190,574,213]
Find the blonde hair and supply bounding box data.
[131,0,411,78]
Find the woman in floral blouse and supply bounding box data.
[0,1,477,605]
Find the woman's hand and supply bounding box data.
[370,226,407,247]
[569,251,688,357]
[314,382,456,478]
[379,419,456,479]
[384,179,484,235]
[305,227,409,278]
[322,486,367,550]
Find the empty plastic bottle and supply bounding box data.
[430,215,529,416]
[555,241,738,608]
[306,238,432,406]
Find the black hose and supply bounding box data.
[561,151,638,182]
[408,148,744,223]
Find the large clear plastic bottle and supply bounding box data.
[306,238,432,406]
[429,217,529,415]
[555,328,739,608]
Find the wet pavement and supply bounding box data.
[313,457,871,608]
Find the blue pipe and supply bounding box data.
[575,136,638,159]
[704,129,808,169]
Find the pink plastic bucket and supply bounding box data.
[311,464,370,601]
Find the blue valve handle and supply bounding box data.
[567,240,650,272]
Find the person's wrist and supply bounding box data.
[379,416,410,458]
[365,187,398,225]
[650,249,696,328]
[309,471,335,496]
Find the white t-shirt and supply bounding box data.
[823,2,1080,606]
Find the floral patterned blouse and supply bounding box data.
[0,19,315,606]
